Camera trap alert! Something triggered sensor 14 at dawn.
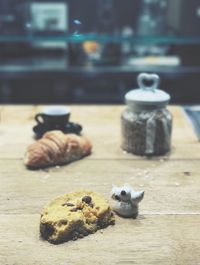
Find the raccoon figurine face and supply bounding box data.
[111,184,144,218]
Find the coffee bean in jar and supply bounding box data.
[121,73,173,156]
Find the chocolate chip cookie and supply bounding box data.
[40,191,115,244]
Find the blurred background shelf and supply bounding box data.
[0,0,199,104]
[0,35,200,45]
[0,56,200,76]
[0,54,199,104]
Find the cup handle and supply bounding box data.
[35,113,44,124]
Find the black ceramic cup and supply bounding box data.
[35,106,71,130]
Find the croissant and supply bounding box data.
[24,131,92,169]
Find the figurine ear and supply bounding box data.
[131,191,144,203]
[111,185,117,194]
[111,184,114,190]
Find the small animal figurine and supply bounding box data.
[111,183,144,218]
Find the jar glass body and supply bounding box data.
[121,106,173,156]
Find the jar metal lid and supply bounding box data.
[125,73,170,108]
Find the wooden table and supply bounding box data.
[1,105,200,265]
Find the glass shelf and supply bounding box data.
[0,0,199,45]
[0,55,199,75]
[0,34,200,45]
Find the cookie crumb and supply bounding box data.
[183,171,191,176]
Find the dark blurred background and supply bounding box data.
[0,0,199,104]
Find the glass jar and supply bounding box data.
[121,73,173,156]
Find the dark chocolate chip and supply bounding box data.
[70,208,78,212]
[82,196,92,204]
[60,220,68,225]
[70,206,83,212]
[89,203,94,208]
[62,202,75,207]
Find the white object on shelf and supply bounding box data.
[126,56,181,66]
[30,2,68,49]
[31,2,68,31]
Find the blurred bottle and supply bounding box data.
[95,0,121,65]
[121,26,134,56]
[134,0,169,56]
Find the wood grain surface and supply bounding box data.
[0,105,200,265]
